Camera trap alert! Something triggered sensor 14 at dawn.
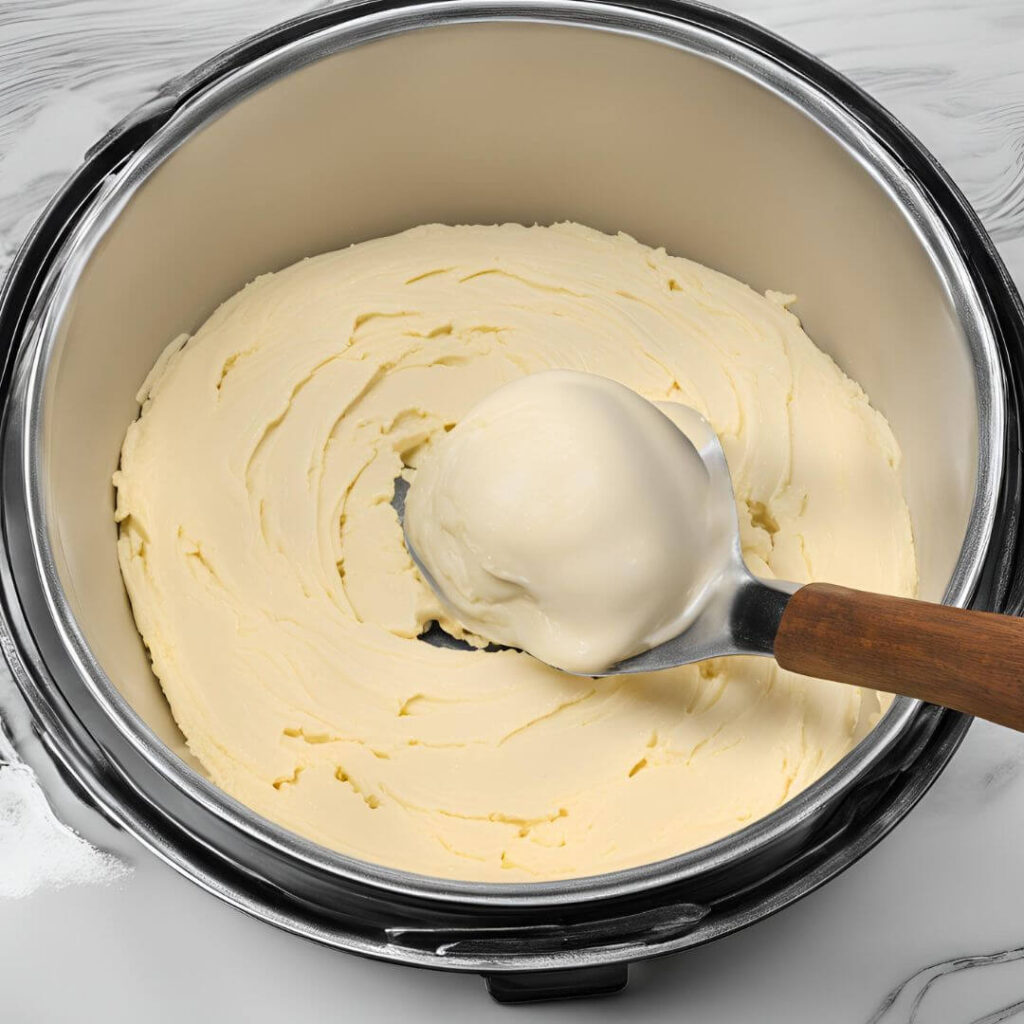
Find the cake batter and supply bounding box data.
[114,223,915,880]
[403,369,724,673]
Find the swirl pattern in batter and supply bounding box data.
[114,223,916,881]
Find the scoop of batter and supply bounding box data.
[114,222,916,881]
[404,370,717,672]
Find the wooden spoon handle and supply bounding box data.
[774,583,1024,731]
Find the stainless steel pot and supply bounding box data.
[2,0,1023,1003]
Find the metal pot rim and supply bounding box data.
[10,0,1008,910]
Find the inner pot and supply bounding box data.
[0,0,1016,991]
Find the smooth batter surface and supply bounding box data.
[404,370,722,673]
[114,223,916,881]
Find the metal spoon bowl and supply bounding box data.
[398,407,794,673]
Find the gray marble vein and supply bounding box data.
[2,1,1024,1021]
[869,946,1024,1024]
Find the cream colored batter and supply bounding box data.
[114,222,916,881]
[404,370,723,673]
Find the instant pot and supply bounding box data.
[2,0,1023,1003]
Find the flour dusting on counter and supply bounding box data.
[0,762,128,900]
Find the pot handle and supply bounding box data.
[484,964,628,1004]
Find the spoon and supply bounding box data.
[399,406,1024,732]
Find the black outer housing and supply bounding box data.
[0,0,1022,1003]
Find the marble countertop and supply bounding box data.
[3,1,1024,1021]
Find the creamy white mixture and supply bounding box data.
[114,223,916,881]
[404,369,722,673]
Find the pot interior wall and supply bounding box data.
[39,21,978,753]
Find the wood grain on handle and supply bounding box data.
[774,583,1024,731]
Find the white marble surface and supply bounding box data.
[3,1,1024,1020]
